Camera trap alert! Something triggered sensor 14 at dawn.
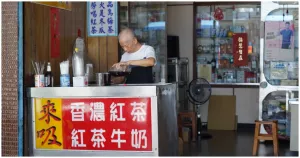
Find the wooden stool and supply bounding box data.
[177,112,197,142]
[252,120,279,156]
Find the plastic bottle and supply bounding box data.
[72,47,84,77]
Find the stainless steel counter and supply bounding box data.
[27,83,178,156]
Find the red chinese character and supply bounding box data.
[36,126,62,146]
[39,100,61,124]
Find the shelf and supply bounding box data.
[197,53,259,56]
[197,53,233,55]
[209,83,259,88]
[196,37,233,39]
[198,19,261,22]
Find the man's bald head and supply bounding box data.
[118,28,141,53]
[118,28,136,42]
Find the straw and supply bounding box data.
[32,60,37,74]
[31,60,45,75]
[41,61,45,74]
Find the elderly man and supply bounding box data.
[112,28,156,84]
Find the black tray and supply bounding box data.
[109,71,131,77]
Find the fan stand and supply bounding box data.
[186,78,213,140]
[195,105,213,140]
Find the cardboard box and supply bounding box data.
[182,127,190,142]
[208,95,236,130]
[73,76,88,87]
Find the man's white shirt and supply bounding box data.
[120,45,156,64]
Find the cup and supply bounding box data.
[35,74,45,87]
[60,74,70,87]
[96,73,111,86]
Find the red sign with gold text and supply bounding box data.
[61,98,152,151]
[233,33,248,66]
[50,8,60,58]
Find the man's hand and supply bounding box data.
[112,61,130,69]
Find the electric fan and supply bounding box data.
[187,78,212,139]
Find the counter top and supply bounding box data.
[27,83,175,98]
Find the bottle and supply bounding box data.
[251,56,257,69]
[45,62,53,87]
[72,47,84,77]
[211,54,216,73]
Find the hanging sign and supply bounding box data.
[34,2,72,11]
[87,1,118,37]
[35,97,152,151]
[50,8,60,58]
[233,33,248,66]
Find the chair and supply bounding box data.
[252,120,279,156]
[177,112,197,142]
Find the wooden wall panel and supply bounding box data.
[99,37,108,72]
[86,36,119,73]
[24,2,87,86]
[24,3,34,86]
[107,37,119,69]
[24,2,119,86]
[87,37,100,73]
[35,4,46,62]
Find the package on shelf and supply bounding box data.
[220,44,227,53]
[287,61,298,79]
[197,63,212,82]
[236,12,250,20]
[237,70,245,83]
[219,59,230,68]
[280,80,298,86]
[270,62,288,80]
[199,28,211,37]
[225,8,233,20]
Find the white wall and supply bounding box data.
[167,4,194,83]
[167,3,259,124]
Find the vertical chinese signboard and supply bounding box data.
[35,98,152,151]
[50,8,60,58]
[87,1,118,36]
[233,33,248,66]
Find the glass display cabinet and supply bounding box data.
[259,1,298,140]
[194,2,261,86]
[119,2,129,30]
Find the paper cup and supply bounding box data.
[35,75,45,87]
